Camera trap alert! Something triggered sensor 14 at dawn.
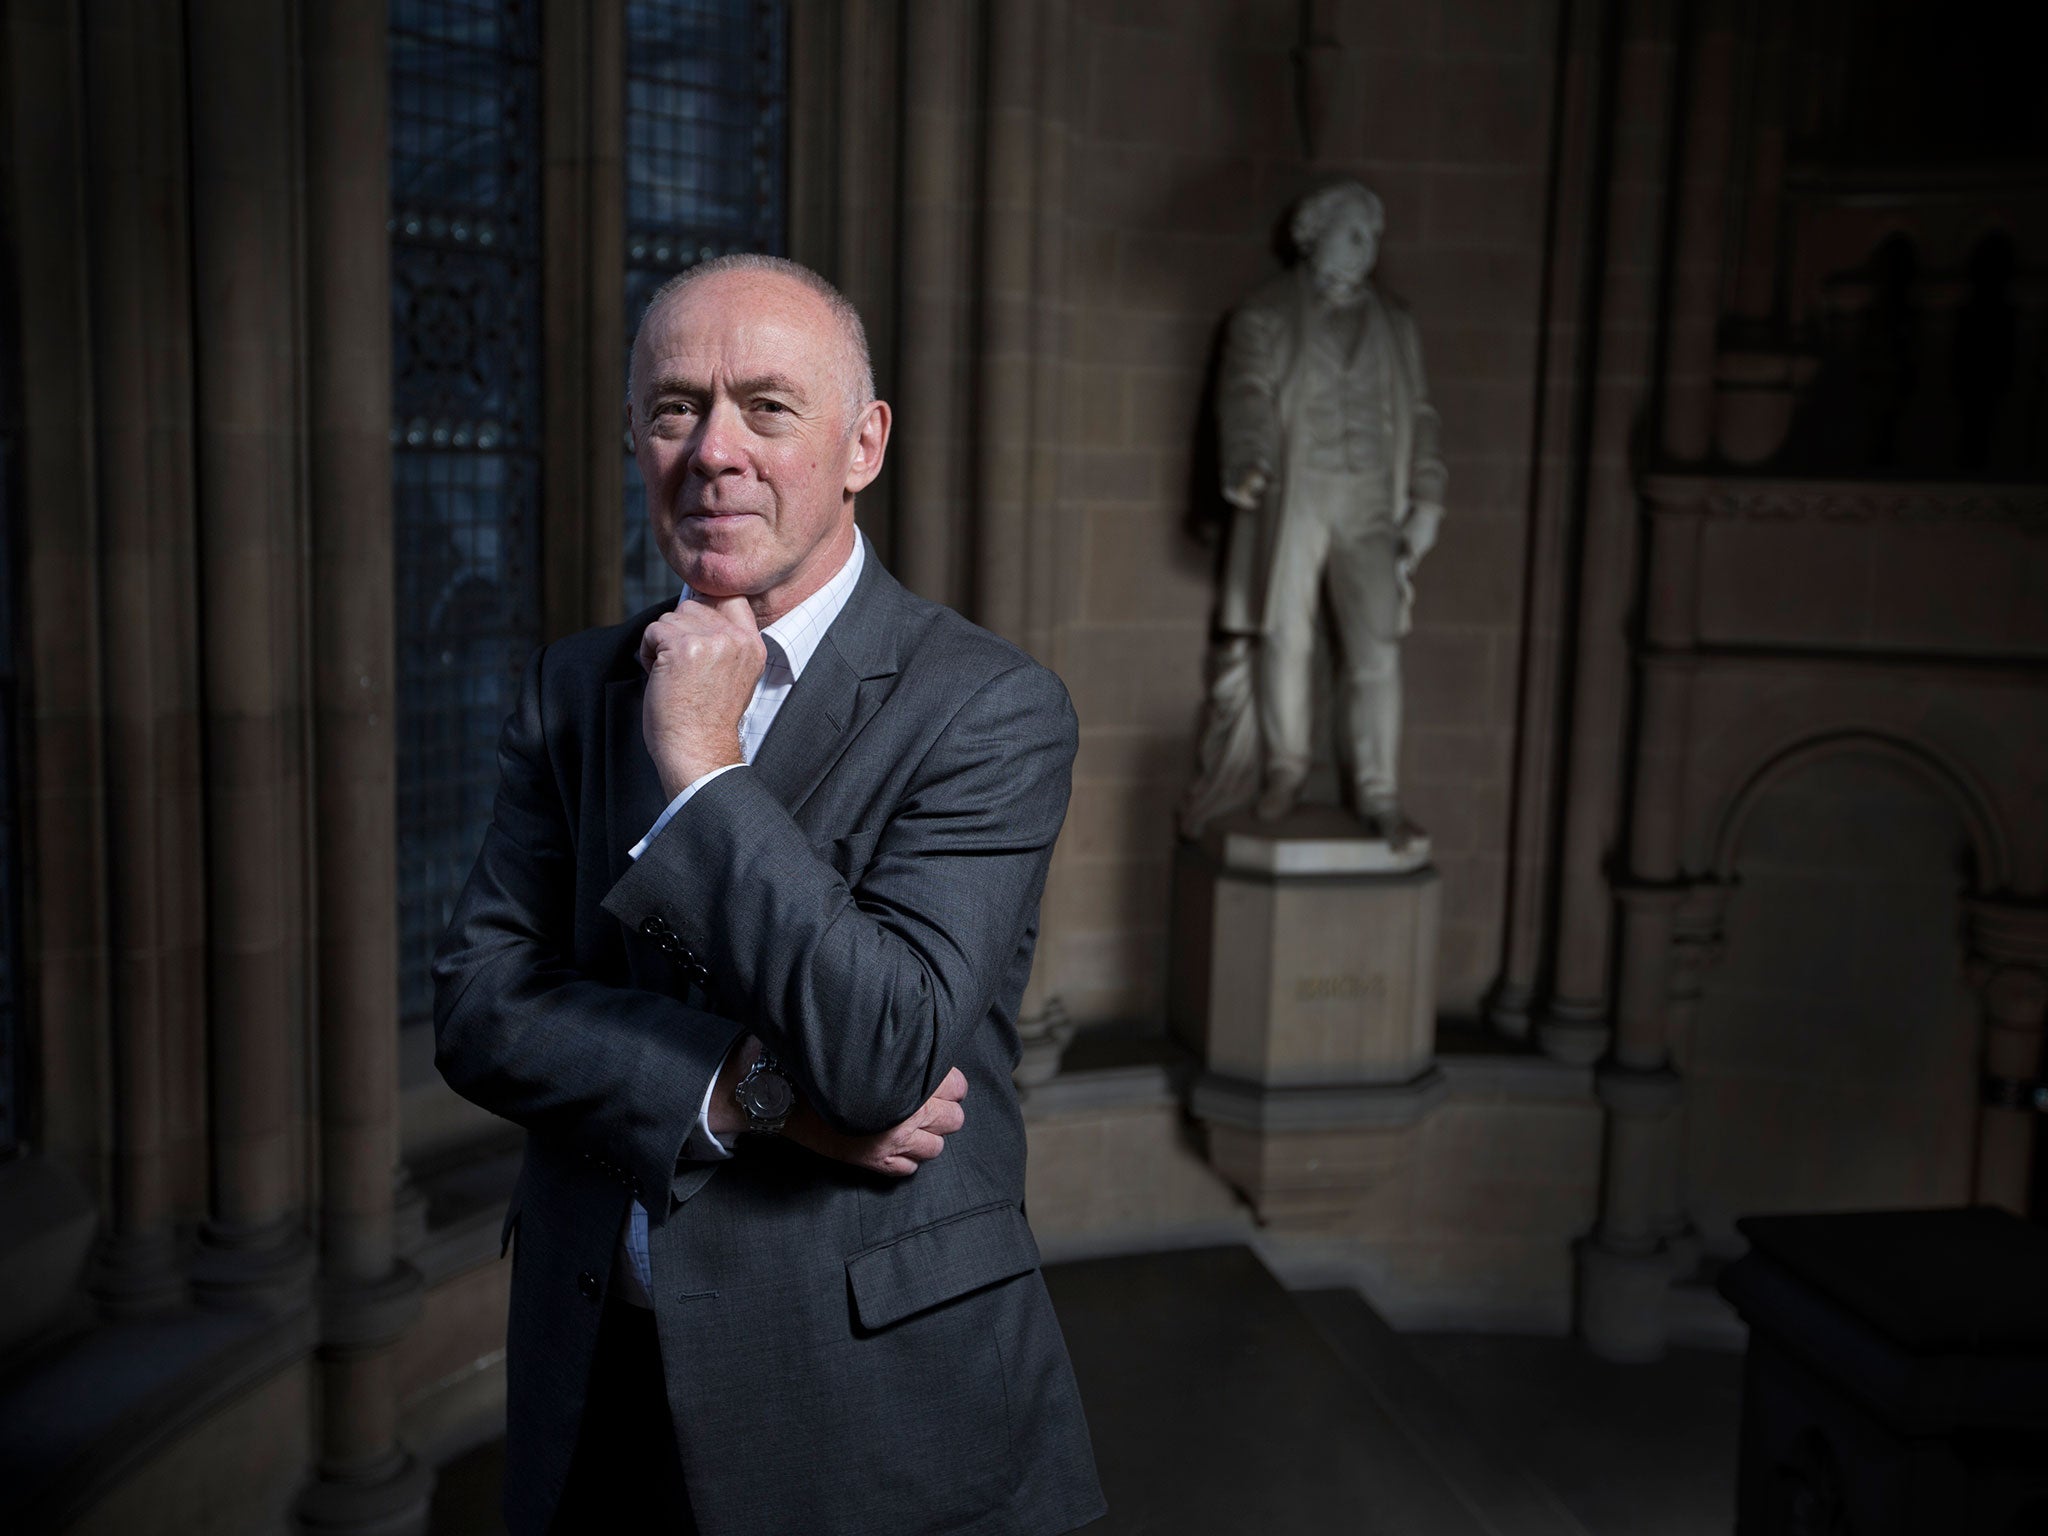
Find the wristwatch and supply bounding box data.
[733,1049,795,1135]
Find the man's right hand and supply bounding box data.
[638,593,764,800]
[782,1067,969,1177]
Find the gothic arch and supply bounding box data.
[1706,728,2011,892]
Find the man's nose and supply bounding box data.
[689,400,746,474]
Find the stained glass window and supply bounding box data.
[390,0,544,1027]
[621,0,789,616]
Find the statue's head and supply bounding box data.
[1290,182,1384,299]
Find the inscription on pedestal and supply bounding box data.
[1295,974,1388,1004]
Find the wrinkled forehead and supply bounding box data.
[631,273,847,400]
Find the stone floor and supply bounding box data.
[428,1245,1743,1535]
[1404,1332,1743,1536]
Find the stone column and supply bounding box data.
[1649,880,1725,1257]
[1490,0,1616,1040]
[1657,0,1737,464]
[541,0,624,637]
[75,0,208,1319]
[1709,5,1801,464]
[893,0,979,610]
[1020,0,1072,672]
[185,0,315,1313]
[1580,1054,1684,1361]
[972,0,1039,649]
[1967,900,2048,1217]
[787,0,902,568]
[1539,0,1683,1067]
[786,0,841,277]
[295,5,432,1530]
[1578,489,1703,1361]
[1618,497,1705,898]
[838,0,904,562]
[9,7,125,1339]
[1586,876,1687,1363]
[1582,871,1688,1362]
[975,0,1076,1034]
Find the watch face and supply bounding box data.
[742,1070,795,1121]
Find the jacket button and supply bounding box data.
[577,1271,601,1303]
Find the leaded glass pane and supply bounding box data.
[391,0,543,1028]
[621,0,789,616]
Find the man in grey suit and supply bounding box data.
[434,255,1105,1534]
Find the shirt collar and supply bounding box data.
[675,528,865,682]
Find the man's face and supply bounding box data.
[1308,210,1379,294]
[628,270,888,617]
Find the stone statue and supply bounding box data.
[1181,181,1446,847]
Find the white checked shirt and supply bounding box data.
[611,531,867,1308]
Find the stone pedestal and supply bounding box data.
[1173,811,1442,1225]
[1172,809,1437,1080]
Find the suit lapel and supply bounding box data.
[749,642,858,814]
[750,537,907,819]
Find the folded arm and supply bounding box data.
[432,645,746,1208]
[603,660,1077,1136]
[703,1033,970,1176]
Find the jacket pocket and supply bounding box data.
[844,1200,1040,1331]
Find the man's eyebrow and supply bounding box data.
[639,371,813,404]
[641,372,705,400]
[730,373,810,402]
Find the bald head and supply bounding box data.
[629,254,874,431]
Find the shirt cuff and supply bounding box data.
[628,763,743,860]
[681,1068,736,1162]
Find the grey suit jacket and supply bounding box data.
[433,546,1106,1536]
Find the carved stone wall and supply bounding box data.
[1574,467,2048,1359]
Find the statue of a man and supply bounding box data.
[1183,181,1446,846]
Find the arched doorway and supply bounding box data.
[1680,749,1982,1253]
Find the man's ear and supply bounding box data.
[844,399,891,496]
[623,400,638,454]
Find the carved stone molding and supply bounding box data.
[1642,474,2048,530]
[1190,1066,1448,1134]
